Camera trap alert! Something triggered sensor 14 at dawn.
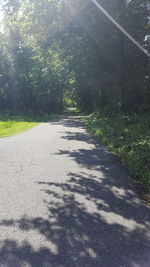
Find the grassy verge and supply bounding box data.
[82,112,150,197]
[0,113,52,137]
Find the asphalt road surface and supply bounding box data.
[0,113,150,267]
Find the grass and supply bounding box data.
[82,112,150,196]
[0,113,52,137]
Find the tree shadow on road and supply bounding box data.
[0,117,150,266]
[0,169,149,266]
[49,116,84,129]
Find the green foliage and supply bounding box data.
[0,0,70,114]
[83,112,150,191]
[63,97,76,107]
[63,90,76,107]
[0,0,149,114]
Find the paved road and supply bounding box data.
[0,114,150,267]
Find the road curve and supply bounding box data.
[0,114,150,267]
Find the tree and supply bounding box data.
[0,0,149,114]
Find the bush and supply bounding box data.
[83,112,150,192]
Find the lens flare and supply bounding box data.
[91,0,150,58]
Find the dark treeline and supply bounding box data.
[0,0,150,114]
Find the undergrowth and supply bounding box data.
[83,112,150,193]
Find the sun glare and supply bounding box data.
[0,5,4,33]
[91,0,150,58]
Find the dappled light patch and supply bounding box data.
[0,115,149,266]
[0,172,149,266]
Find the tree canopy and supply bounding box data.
[0,0,150,114]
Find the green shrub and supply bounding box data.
[83,112,150,191]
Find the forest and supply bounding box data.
[0,0,149,114]
[0,0,150,192]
